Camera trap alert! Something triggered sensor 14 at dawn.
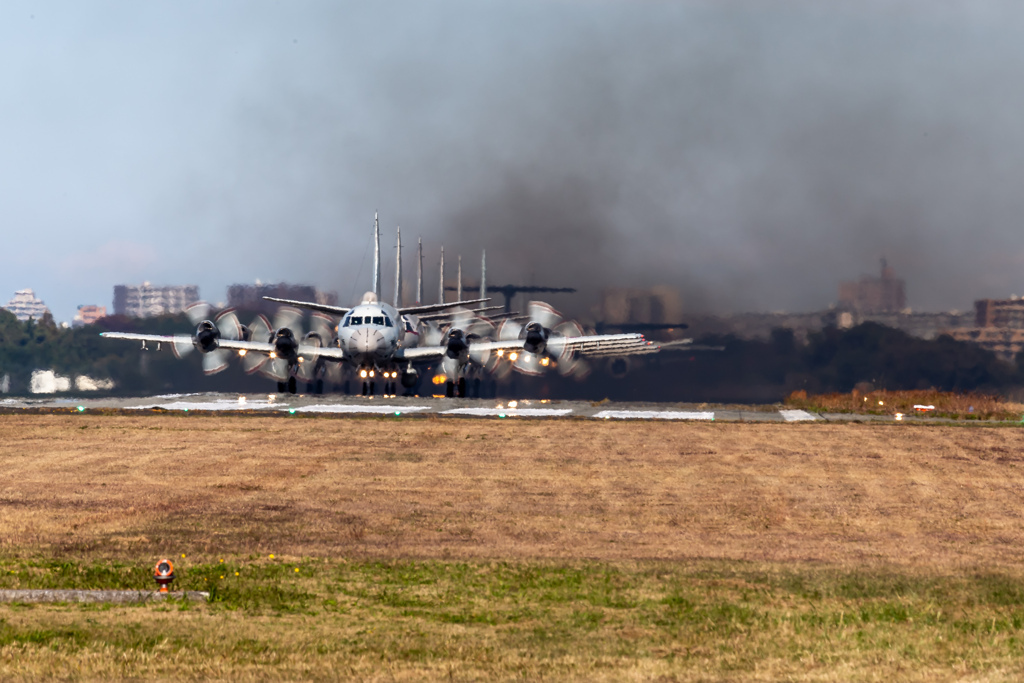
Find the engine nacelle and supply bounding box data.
[445,328,468,360]
[521,321,548,355]
[194,320,220,353]
[273,328,300,362]
[608,356,630,379]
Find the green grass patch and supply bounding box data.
[2,558,1024,679]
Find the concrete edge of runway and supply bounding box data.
[1,393,1020,426]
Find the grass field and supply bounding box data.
[2,413,1024,680]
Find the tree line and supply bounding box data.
[0,310,1020,401]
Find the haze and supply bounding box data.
[3,1,1024,322]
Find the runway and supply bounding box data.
[0,392,980,423]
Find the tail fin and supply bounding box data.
[372,213,382,301]
[438,246,445,304]
[416,237,423,306]
[394,226,403,307]
[480,249,487,301]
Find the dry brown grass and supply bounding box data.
[4,413,1024,680]
[787,388,1024,421]
[1,413,1023,570]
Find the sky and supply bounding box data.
[3,1,1024,322]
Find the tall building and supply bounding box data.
[3,289,51,322]
[227,282,337,316]
[838,259,906,313]
[72,305,107,327]
[113,283,200,318]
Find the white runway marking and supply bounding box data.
[594,410,715,420]
[780,410,819,422]
[288,404,431,414]
[127,401,276,411]
[442,407,573,417]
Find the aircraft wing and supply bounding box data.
[261,296,492,319]
[101,332,348,359]
[100,332,190,344]
[394,345,447,361]
[262,297,350,316]
[471,333,654,357]
[394,333,654,362]
[397,299,489,316]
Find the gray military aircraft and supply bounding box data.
[101,215,653,396]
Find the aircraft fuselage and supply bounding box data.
[337,300,404,369]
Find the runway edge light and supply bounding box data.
[154,558,175,594]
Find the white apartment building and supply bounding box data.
[112,282,200,318]
[3,289,51,322]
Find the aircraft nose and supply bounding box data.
[348,328,386,359]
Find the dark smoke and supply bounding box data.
[163,1,1024,319]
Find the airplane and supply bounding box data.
[101,214,656,397]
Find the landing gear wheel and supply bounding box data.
[457,377,467,398]
[369,381,376,395]
[315,379,324,395]
[362,381,369,396]
[445,381,455,398]
[306,382,314,394]
[472,378,480,398]
[277,382,286,393]
[287,376,297,394]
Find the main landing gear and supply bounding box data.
[277,377,298,394]
[444,377,467,398]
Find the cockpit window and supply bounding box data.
[372,316,385,326]
[342,315,351,327]
[383,316,393,327]
[349,316,363,325]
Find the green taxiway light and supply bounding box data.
[77,406,84,412]
[394,411,401,416]
[289,409,296,415]
[498,413,506,418]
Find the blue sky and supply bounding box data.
[4,1,1024,321]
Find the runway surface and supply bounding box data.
[0,392,985,423]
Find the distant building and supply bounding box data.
[838,259,906,314]
[72,305,107,328]
[113,282,200,318]
[227,282,337,317]
[3,289,50,322]
[596,286,683,324]
[945,296,1024,360]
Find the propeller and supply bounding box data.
[258,307,305,383]
[296,312,334,382]
[170,302,244,375]
[495,301,563,375]
[548,320,591,379]
[451,308,497,368]
[241,314,272,375]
